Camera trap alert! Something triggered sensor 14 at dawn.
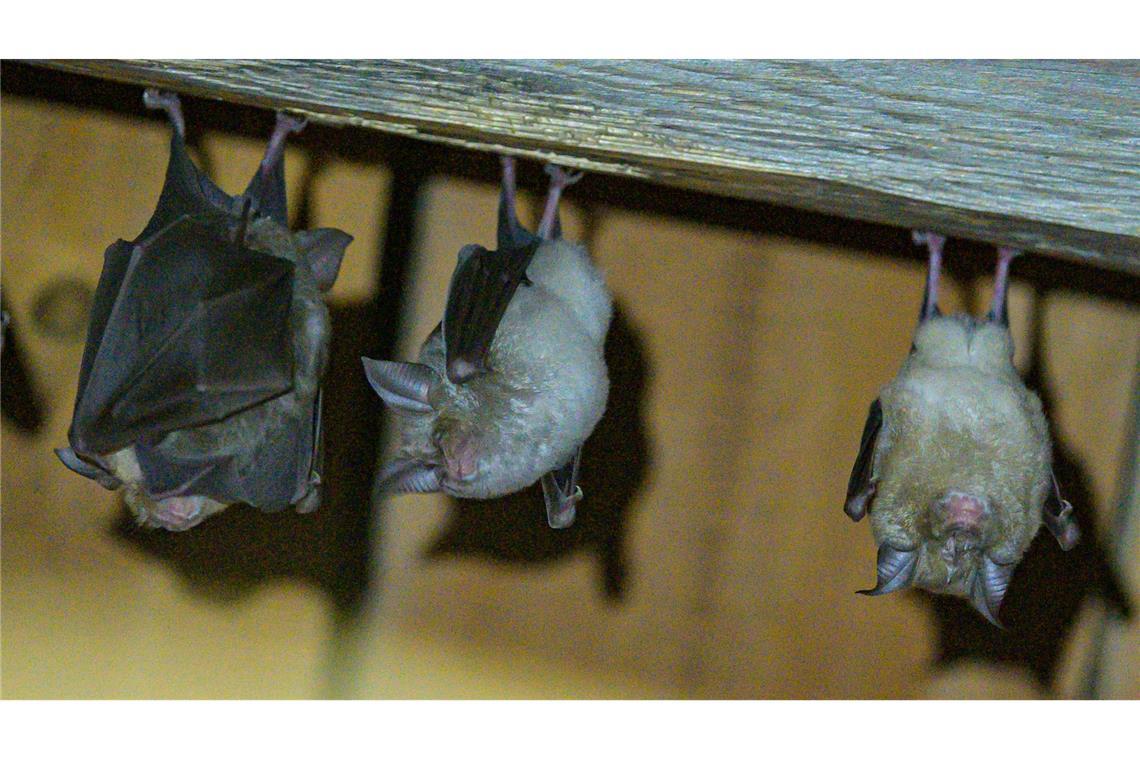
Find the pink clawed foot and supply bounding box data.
[537,164,583,240]
[912,231,946,322]
[500,155,519,210]
[259,112,307,174]
[143,88,185,138]
[988,246,1021,325]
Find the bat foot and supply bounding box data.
[294,485,321,514]
[143,88,185,138]
[275,112,308,137]
[1043,498,1080,551]
[987,246,1022,325]
[537,165,583,238]
[911,230,946,252]
[546,487,581,529]
[544,164,584,191]
[912,231,945,322]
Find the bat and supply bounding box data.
[56,89,352,531]
[362,156,612,529]
[844,231,1079,626]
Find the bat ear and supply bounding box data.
[970,555,1015,628]
[55,447,122,490]
[376,457,442,494]
[361,358,441,413]
[857,544,918,597]
[296,228,353,292]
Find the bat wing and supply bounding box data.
[295,387,325,513]
[241,145,288,227]
[132,389,319,513]
[442,241,539,384]
[844,398,883,522]
[138,132,235,241]
[541,446,583,529]
[69,216,295,457]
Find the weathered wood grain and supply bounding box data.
[36,60,1140,273]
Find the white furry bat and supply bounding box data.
[845,232,1079,625]
[362,157,612,529]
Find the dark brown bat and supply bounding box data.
[56,89,351,531]
[845,232,1079,626]
[362,156,612,529]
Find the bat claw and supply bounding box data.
[275,112,308,136]
[544,164,584,189]
[912,230,945,250]
[143,88,185,138]
[546,491,580,529]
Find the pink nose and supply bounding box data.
[151,496,205,531]
[444,441,477,482]
[941,492,987,530]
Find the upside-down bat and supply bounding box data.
[844,231,1080,626]
[56,89,352,531]
[362,156,612,529]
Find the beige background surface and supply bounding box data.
[2,92,1136,699]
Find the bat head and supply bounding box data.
[59,445,231,530]
[361,356,556,500]
[124,488,229,531]
[864,490,1024,626]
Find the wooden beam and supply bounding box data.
[36,60,1140,274]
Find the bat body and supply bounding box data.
[845,233,1078,625]
[56,90,351,531]
[363,158,611,528]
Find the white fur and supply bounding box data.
[400,238,612,499]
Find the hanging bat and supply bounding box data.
[56,89,352,531]
[844,232,1080,626]
[362,156,612,529]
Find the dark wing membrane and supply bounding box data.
[296,387,325,512]
[241,147,289,227]
[844,398,883,521]
[69,216,295,455]
[72,239,135,410]
[443,242,539,384]
[133,391,315,513]
[139,133,235,241]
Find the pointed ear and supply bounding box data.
[56,447,122,490]
[376,457,442,494]
[970,555,1015,628]
[361,357,441,413]
[296,228,353,292]
[857,544,919,597]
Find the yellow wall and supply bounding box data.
[2,91,1137,699]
